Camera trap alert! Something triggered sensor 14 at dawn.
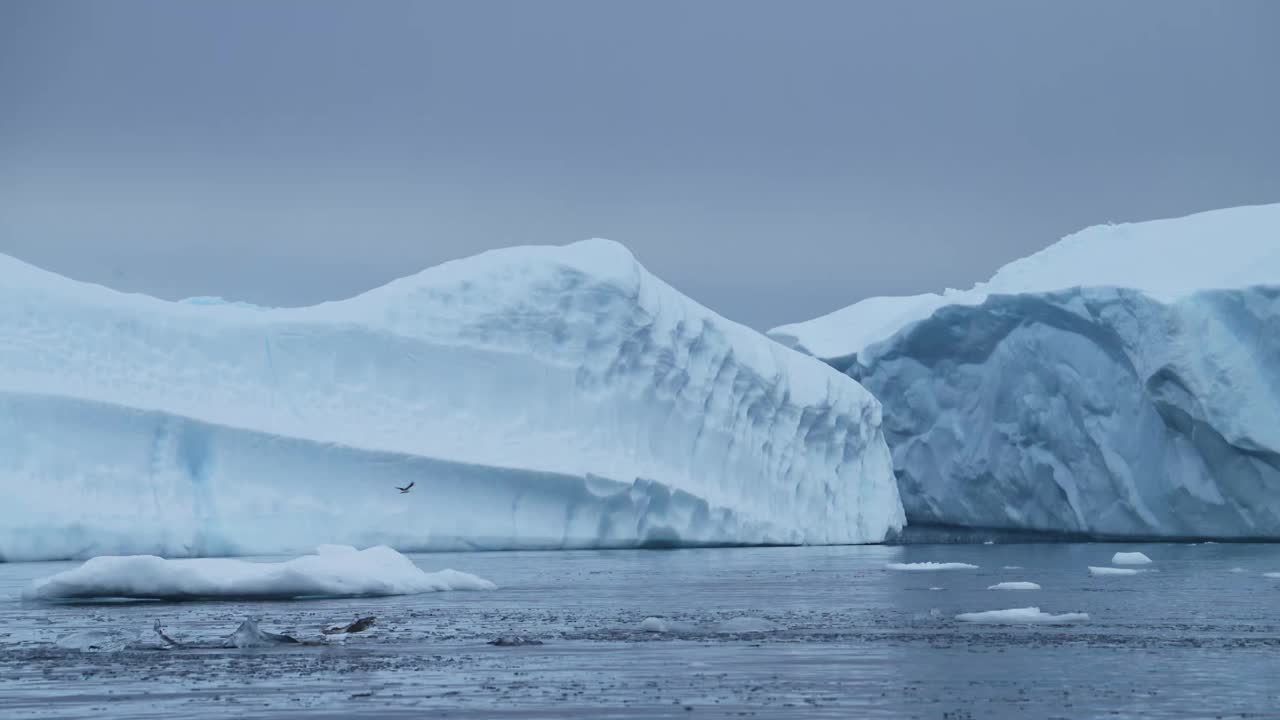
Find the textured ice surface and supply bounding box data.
[1112,552,1153,565]
[772,204,1280,538]
[955,607,1089,624]
[1088,566,1145,577]
[988,582,1040,590]
[23,545,494,600]
[885,562,978,571]
[0,240,902,560]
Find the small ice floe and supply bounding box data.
[1263,572,1280,579]
[1229,567,1247,573]
[1002,566,1023,570]
[23,545,496,601]
[956,607,1089,624]
[928,587,945,591]
[988,582,1041,590]
[224,617,299,648]
[983,540,995,545]
[488,635,543,647]
[639,617,696,633]
[1111,552,1153,565]
[885,562,979,571]
[1089,566,1145,576]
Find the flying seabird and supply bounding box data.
[396,482,415,494]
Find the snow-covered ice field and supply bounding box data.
[3,542,1279,719]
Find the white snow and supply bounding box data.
[885,562,979,571]
[0,239,903,561]
[1089,566,1146,577]
[1112,552,1153,565]
[988,582,1041,590]
[955,607,1089,624]
[770,204,1280,539]
[22,545,496,600]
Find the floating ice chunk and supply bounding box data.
[928,586,944,591]
[1111,552,1152,565]
[638,617,696,633]
[1229,567,1246,573]
[23,545,496,601]
[715,617,780,633]
[886,562,979,571]
[1089,566,1145,577]
[983,540,995,545]
[956,607,1089,624]
[1002,566,1024,570]
[1264,572,1280,579]
[988,582,1041,590]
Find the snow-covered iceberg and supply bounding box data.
[23,544,493,600]
[0,239,903,561]
[772,204,1280,539]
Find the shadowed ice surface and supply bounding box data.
[2,543,1279,718]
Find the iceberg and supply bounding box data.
[772,204,1280,539]
[22,545,494,600]
[0,239,902,561]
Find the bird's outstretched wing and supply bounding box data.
[395,481,415,492]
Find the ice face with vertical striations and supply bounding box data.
[772,204,1280,539]
[0,239,903,561]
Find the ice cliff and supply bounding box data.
[772,204,1280,538]
[0,239,903,561]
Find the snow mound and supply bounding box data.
[956,607,1089,624]
[988,582,1040,590]
[22,545,495,601]
[886,562,979,571]
[1089,566,1146,577]
[0,239,902,560]
[1112,552,1153,565]
[771,204,1280,539]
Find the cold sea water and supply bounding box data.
[1,542,1278,719]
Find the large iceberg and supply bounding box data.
[772,204,1280,538]
[0,239,902,561]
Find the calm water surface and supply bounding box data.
[1,543,1278,719]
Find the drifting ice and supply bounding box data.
[0,240,903,560]
[1089,566,1145,577]
[772,204,1280,539]
[23,545,495,600]
[988,582,1040,590]
[885,562,979,571]
[956,607,1089,624]
[1112,552,1153,565]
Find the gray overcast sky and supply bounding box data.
[2,1,1278,330]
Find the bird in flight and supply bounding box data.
[396,482,415,494]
